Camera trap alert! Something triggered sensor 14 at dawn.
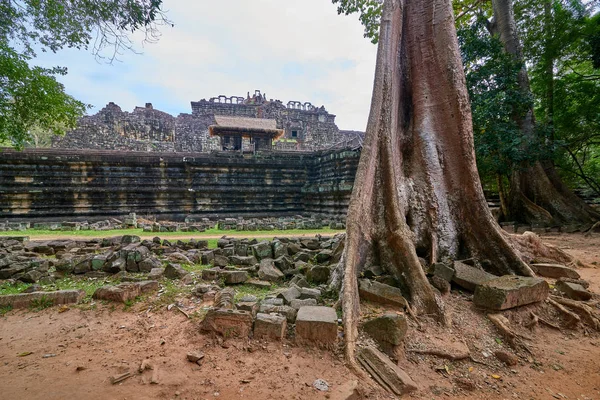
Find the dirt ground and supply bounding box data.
[1,232,599,400]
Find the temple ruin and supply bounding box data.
[52,90,363,153]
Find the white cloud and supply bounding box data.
[32,0,378,131]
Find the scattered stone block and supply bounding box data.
[273,256,293,272]
[262,297,284,306]
[0,289,85,309]
[306,265,331,284]
[186,351,205,364]
[295,306,337,344]
[555,280,592,301]
[93,283,140,303]
[362,313,408,350]
[432,263,455,282]
[200,309,253,338]
[315,250,332,263]
[221,270,248,285]
[254,313,287,340]
[473,275,549,310]
[277,286,301,304]
[531,263,580,279]
[213,254,229,268]
[258,259,284,282]
[299,287,321,300]
[357,346,417,396]
[202,267,221,281]
[251,242,273,260]
[164,263,189,280]
[452,261,496,292]
[247,279,271,289]
[148,267,165,280]
[259,304,297,323]
[229,255,257,266]
[236,300,259,315]
[358,280,407,308]
[289,298,317,309]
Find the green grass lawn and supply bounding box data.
[0,227,344,239]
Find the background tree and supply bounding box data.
[0,0,171,149]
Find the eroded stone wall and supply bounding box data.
[52,91,363,153]
[0,148,360,220]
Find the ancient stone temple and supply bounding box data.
[52,90,363,153]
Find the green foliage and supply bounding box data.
[516,0,600,193]
[0,0,170,148]
[458,20,544,179]
[233,284,276,302]
[0,305,13,316]
[0,43,87,149]
[0,281,30,295]
[331,0,382,43]
[30,295,54,310]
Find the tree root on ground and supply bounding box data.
[550,296,600,330]
[487,313,533,353]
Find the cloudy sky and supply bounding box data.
[32,0,378,131]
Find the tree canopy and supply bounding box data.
[335,0,600,215]
[0,0,170,149]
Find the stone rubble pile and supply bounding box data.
[0,214,346,232]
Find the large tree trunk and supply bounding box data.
[491,0,600,226]
[336,0,534,366]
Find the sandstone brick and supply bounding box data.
[253,313,287,340]
[295,306,337,344]
[474,276,549,310]
[531,263,580,279]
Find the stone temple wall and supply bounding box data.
[0,148,360,220]
[53,91,363,153]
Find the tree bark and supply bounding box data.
[336,0,533,365]
[491,0,600,226]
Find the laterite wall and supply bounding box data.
[0,148,360,220]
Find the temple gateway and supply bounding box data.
[209,116,284,152]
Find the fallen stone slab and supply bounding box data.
[164,263,190,280]
[202,267,221,281]
[200,308,254,338]
[258,259,284,282]
[253,313,287,340]
[531,263,580,279]
[92,281,159,303]
[474,276,549,310]
[247,279,272,289]
[0,289,85,309]
[362,313,408,349]
[358,280,407,308]
[259,304,297,323]
[229,255,257,266]
[306,265,331,284]
[221,270,248,285]
[357,346,417,395]
[289,298,317,310]
[299,287,321,300]
[432,263,455,282]
[452,261,496,292]
[277,286,301,304]
[555,280,592,301]
[93,283,140,303]
[295,306,337,344]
